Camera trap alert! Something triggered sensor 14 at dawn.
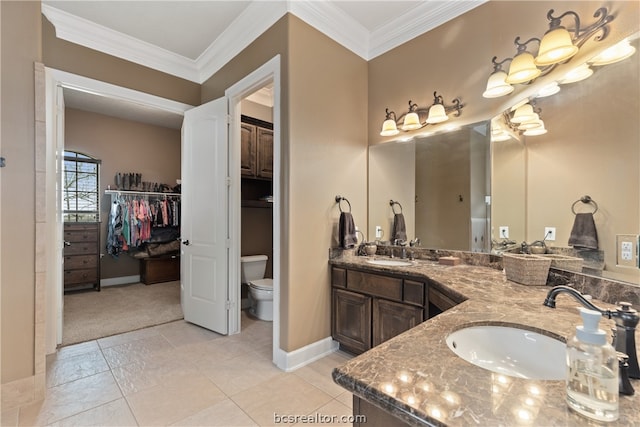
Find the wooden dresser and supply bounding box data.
[63,223,101,292]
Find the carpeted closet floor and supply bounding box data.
[62,281,183,346]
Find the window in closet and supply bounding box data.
[63,150,101,222]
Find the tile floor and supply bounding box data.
[3,312,354,427]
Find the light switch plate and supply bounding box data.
[544,227,556,241]
[616,234,639,267]
[499,226,509,239]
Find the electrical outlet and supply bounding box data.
[544,227,556,241]
[617,234,639,267]
[499,226,509,239]
[375,226,383,239]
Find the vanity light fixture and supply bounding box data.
[506,37,542,84]
[523,121,548,136]
[535,8,613,66]
[536,82,561,98]
[402,101,422,131]
[483,7,614,97]
[379,93,464,137]
[510,103,537,123]
[590,38,637,66]
[483,57,515,98]
[380,108,400,136]
[559,63,593,84]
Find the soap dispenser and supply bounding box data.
[566,308,619,422]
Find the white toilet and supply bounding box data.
[240,255,273,321]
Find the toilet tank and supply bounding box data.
[240,255,268,283]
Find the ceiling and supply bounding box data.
[43,0,486,128]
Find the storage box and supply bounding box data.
[140,255,180,285]
[502,253,552,286]
[439,256,461,266]
[535,254,583,272]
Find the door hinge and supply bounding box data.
[225,239,231,248]
[226,114,232,125]
[226,177,231,186]
[225,300,232,310]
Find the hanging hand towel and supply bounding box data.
[391,213,407,242]
[339,212,358,249]
[568,212,598,249]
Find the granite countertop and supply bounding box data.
[330,255,640,426]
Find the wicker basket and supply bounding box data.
[502,253,552,286]
[535,254,583,272]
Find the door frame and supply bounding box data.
[43,68,192,352]
[225,55,284,368]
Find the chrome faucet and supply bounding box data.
[543,285,640,378]
[392,239,407,259]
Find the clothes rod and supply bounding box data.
[104,189,181,197]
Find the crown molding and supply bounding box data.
[369,0,488,60]
[195,1,288,84]
[42,1,488,84]
[288,0,370,59]
[42,4,200,82]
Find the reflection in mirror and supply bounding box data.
[369,122,491,252]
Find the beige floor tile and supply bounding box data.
[295,399,353,427]
[293,352,352,398]
[334,392,353,409]
[111,353,200,396]
[101,334,174,369]
[125,372,225,426]
[18,372,122,426]
[46,350,110,388]
[171,398,257,426]
[1,407,19,426]
[97,326,161,350]
[231,374,333,427]
[173,337,257,367]
[54,341,101,360]
[200,352,283,397]
[153,320,224,348]
[49,398,137,427]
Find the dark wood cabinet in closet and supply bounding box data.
[64,223,101,292]
[240,115,273,180]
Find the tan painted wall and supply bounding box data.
[41,18,200,106]
[1,0,41,383]
[64,108,181,280]
[286,17,368,351]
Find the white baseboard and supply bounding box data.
[274,337,339,372]
[100,275,141,287]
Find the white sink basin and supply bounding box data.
[446,325,566,380]
[366,259,413,267]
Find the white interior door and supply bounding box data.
[55,85,65,344]
[181,97,229,334]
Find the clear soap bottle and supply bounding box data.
[566,308,619,422]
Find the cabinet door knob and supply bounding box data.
[182,239,190,246]
[64,241,71,246]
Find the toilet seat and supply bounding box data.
[249,278,273,291]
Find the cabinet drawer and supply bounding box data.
[331,267,347,288]
[64,242,98,256]
[64,229,98,243]
[347,270,402,301]
[64,255,98,270]
[64,268,98,285]
[403,280,425,306]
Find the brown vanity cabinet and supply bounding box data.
[331,266,428,354]
[240,116,273,180]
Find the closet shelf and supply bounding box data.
[105,189,181,197]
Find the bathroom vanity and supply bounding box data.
[330,254,640,426]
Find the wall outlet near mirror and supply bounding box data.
[499,226,509,239]
[617,234,639,268]
[544,227,556,241]
[375,226,383,239]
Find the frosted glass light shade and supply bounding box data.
[402,112,422,130]
[380,119,399,136]
[536,82,561,98]
[483,71,514,98]
[535,27,579,66]
[524,121,547,136]
[560,63,593,84]
[518,117,542,130]
[506,52,541,84]
[426,104,448,124]
[511,104,536,123]
[591,40,636,66]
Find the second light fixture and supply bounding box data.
[380,92,464,136]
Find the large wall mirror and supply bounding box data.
[369,35,639,286]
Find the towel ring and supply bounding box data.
[335,195,351,213]
[390,200,403,215]
[571,195,598,215]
